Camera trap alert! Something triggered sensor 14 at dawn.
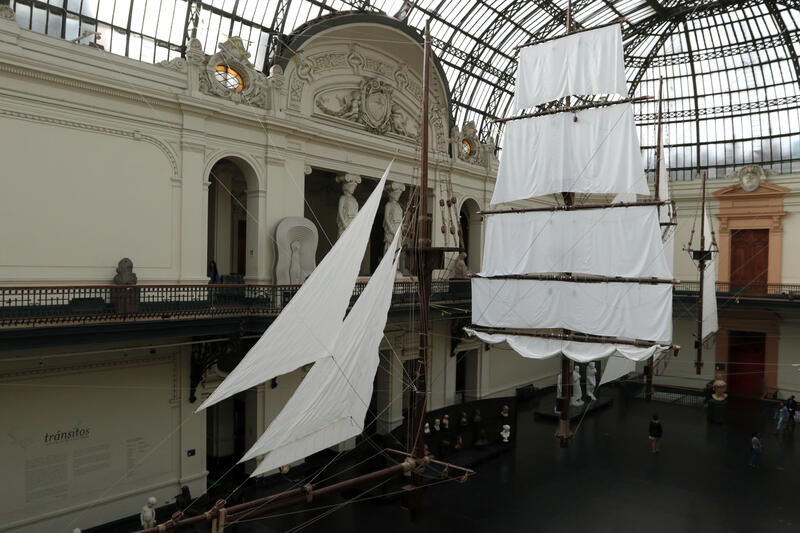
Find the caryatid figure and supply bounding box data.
[336,174,361,238]
[383,182,405,252]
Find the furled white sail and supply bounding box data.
[491,104,649,204]
[479,206,670,278]
[467,329,667,363]
[658,137,675,275]
[243,229,402,476]
[197,163,393,412]
[472,280,672,343]
[515,25,627,110]
[701,205,718,341]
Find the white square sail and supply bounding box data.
[491,103,649,204]
[479,206,671,279]
[515,25,627,110]
[472,279,672,343]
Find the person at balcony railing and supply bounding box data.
[207,260,220,284]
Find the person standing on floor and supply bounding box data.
[749,432,763,467]
[776,401,789,436]
[787,395,797,431]
[649,414,663,453]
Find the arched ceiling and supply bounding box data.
[10,0,800,178]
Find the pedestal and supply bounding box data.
[707,397,728,424]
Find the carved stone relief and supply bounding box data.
[724,165,777,191]
[450,120,497,167]
[161,37,279,111]
[275,217,319,284]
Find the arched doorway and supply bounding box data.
[459,199,482,272]
[207,157,260,280]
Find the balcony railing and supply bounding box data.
[674,281,800,299]
[0,280,472,329]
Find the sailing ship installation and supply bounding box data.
[466,20,679,444]
[132,21,471,533]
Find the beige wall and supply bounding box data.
[0,346,206,533]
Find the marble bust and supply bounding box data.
[712,379,728,401]
[113,258,137,285]
[738,165,764,193]
[337,174,361,237]
[501,424,511,443]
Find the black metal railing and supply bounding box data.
[0,280,472,329]
[674,281,800,299]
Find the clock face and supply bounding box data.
[461,139,474,156]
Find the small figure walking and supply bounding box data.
[749,432,763,467]
[649,414,663,453]
[787,395,797,431]
[776,401,789,436]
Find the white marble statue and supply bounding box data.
[424,422,430,435]
[453,252,471,278]
[383,182,405,252]
[289,241,303,284]
[337,174,361,237]
[586,363,597,400]
[501,424,511,443]
[274,217,318,284]
[555,372,563,413]
[140,496,157,528]
[570,367,584,407]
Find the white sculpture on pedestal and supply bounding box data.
[383,182,405,252]
[501,424,511,443]
[570,367,584,407]
[140,496,157,528]
[337,173,361,237]
[274,217,318,284]
[586,363,597,400]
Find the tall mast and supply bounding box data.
[645,77,664,401]
[410,19,433,520]
[556,0,574,447]
[695,172,707,375]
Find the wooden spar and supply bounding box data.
[492,96,653,124]
[479,200,672,216]
[409,19,433,522]
[514,17,627,51]
[695,172,708,375]
[467,325,680,351]
[646,77,665,402]
[472,273,678,285]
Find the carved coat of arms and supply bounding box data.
[359,79,393,135]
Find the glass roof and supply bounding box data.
[10,0,800,179]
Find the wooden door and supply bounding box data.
[727,331,766,398]
[730,229,768,295]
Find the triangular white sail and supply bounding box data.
[491,104,649,204]
[243,229,402,476]
[702,205,718,341]
[198,162,393,412]
[515,25,627,110]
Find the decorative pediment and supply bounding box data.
[713,181,790,199]
[161,37,279,110]
[451,120,497,167]
[284,36,450,152]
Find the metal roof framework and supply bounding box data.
[10,0,800,179]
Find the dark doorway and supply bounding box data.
[730,229,768,294]
[727,330,766,398]
[236,220,247,275]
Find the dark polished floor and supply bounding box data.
[243,389,798,533]
[96,388,798,533]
